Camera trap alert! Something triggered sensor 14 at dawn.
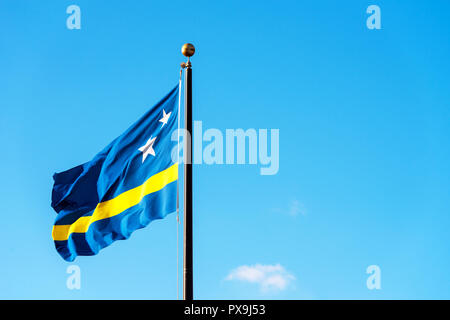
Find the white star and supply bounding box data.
[138,136,156,163]
[159,109,172,128]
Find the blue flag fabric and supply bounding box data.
[51,85,179,261]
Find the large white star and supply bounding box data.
[159,109,172,128]
[138,136,156,163]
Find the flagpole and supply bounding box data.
[181,43,195,300]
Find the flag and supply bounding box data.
[51,85,179,261]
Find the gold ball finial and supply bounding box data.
[181,43,195,57]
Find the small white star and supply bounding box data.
[159,109,172,128]
[138,136,156,163]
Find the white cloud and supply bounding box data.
[225,264,295,293]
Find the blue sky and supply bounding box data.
[0,0,449,299]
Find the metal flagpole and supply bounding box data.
[181,43,195,300]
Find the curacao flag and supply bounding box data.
[51,85,179,261]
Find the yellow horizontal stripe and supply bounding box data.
[52,163,178,241]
